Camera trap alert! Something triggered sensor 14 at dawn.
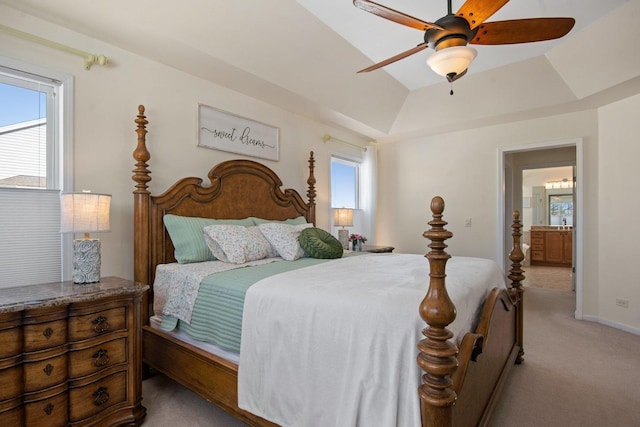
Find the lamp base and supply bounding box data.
[72,238,101,284]
[338,229,349,250]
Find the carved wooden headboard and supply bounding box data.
[132,105,316,289]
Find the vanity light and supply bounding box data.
[545,179,573,190]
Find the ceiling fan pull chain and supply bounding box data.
[450,82,454,96]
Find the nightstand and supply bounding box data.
[361,245,395,253]
[0,277,148,426]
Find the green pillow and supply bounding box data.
[298,227,343,259]
[250,216,308,225]
[163,214,254,264]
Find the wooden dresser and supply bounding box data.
[0,277,147,426]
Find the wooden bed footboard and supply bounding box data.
[132,105,524,427]
[418,199,525,427]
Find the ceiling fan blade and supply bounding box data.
[353,0,444,31]
[357,43,428,73]
[456,0,509,29]
[470,18,576,45]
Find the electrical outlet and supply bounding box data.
[464,218,472,227]
[615,298,629,308]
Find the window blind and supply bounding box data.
[0,188,61,288]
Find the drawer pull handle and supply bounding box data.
[44,403,54,415]
[43,363,54,376]
[92,315,110,333]
[93,386,110,406]
[43,327,54,339]
[92,348,110,367]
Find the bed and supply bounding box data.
[132,105,525,427]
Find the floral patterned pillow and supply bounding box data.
[163,214,254,263]
[258,222,313,261]
[203,225,275,264]
[245,226,278,260]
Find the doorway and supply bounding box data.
[523,166,574,292]
[498,139,583,320]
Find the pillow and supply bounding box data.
[258,222,313,261]
[245,226,279,260]
[250,216,308,226]
[298,228,343,259]
[163,214,254,264]
[203,225,275,264]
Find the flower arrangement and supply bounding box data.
[349,234,367,243]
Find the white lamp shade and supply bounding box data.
[427,46,477,77]
[61,192,111,233]
[333,208,353,227]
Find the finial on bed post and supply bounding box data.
[417,196,457,427]
[133,105,151,194]
[306,151,317,225]
[508,210,525,364]
[132,105,151,289]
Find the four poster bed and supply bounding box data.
[132,105,525,427]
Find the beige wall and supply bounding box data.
[0,7,368,282]
[597,93,640,331]
[377,103,639,333]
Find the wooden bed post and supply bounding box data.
[418,196,457,427]
[306,151,316,226]
[508,210,525,364]
[132,105,151,301]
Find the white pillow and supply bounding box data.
[203,225,274,264]
[258,222,313,261]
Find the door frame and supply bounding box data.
[497,138,584,320]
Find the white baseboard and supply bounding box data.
[581,314,640,336]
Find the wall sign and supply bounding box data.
[197,104,279,161]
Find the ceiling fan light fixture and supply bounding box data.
[426,46,477,78]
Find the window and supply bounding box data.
[0,75,55,189]
[0,58,73,288]
[331,156,360,209]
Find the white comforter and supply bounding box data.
[238,253,505,427]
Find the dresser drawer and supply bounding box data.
[0,396,23,425]
[24,384,69,427]
[531,250,544,261]
[0,357,23,401]
[69,370,127,421]
[69,307,127,341]
[0,312,23,357]
[23,349,68,392]
[69,337,127,378]
[23,319,68,352]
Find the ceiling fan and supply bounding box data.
[354,0,575,85]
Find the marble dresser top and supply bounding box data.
[0,276,148,314]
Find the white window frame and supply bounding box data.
[0,56,74,285]
[330,155,361,209]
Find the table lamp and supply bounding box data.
[60,191,111,284]
[333,208,353,250]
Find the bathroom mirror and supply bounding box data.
[549,194,573,226]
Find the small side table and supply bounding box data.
[361,245,395,253]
